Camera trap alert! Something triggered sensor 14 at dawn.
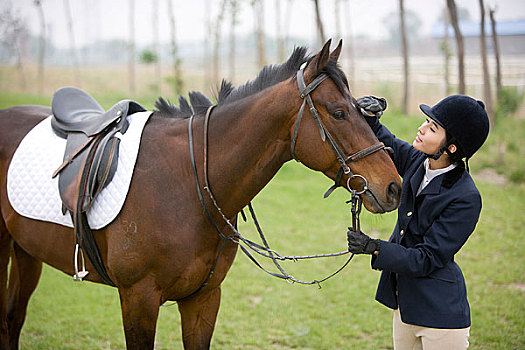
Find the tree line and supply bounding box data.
[1,0,505,125]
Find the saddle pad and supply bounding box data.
[7,111,152,229]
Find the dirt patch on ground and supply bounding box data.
[507,283,525,292]
[473,168,507,186]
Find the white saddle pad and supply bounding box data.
[7,111,152,229]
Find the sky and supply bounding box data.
[4,0,525,49]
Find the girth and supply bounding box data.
[50,87,146,286]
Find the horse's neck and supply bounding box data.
[207,87,296,216]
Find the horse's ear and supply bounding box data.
[304,39,332,82]
[329,39,343,62]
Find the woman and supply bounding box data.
[347,95,490,349]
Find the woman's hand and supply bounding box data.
[356,96,387,128]
[347,228,381,255]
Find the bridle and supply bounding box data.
[181,64,390,300]
[291,62,390,199]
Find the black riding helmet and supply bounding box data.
[419,95,490,162]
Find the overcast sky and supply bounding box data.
[5,0,525,49]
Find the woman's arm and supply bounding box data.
[371,191,482,277]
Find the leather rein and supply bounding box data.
[182,65,388,299]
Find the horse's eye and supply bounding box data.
[332,110,346,120]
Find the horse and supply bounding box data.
[0,40,401,349]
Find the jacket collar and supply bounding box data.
[442,164,466,188]
[412,161,466,197]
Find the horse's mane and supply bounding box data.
[154,46,349,119]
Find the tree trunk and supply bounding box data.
[229,0,238,81]
[479,0,494,127]
[334,0,342,42]
[153,0,162,94]
[213,0,228,84]
[275,0,285,62]
[204,0,212,84]
[15,39,26,90]
[447,0,465,94]
[443,8,451,95]
[313,0,325,46]
[489,7,502,101]
[63,0,81,87]
[284,0,294,53]
[128,0,136,95]
[399,0,409,114]
[167,0,183,95]
[34,0,45,95]
[344,0,355,88]
[253,0,266,69]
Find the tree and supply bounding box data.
[140,49,157,64]
[384,8,422,48]
[167,0,183,95]
[204,0,212,83]
[34,0,46,95]
[128,0,136,95]
[399,0,409,114]
[489,7,502,101]
[479,0,494,127]
[313,0,325,46]
[344,0,355,88]
[447,0,465,94]
[441,7,452,95]
[213,0,228,85]
[334,0,342,42]
[0,6,29,89]
[275,0,285,62]
[152,0,162,94]
[229,0,239,81]
[284,0,294,51]
[63,0,81,87]
[253,0,265,68]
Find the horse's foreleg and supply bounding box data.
[118,278,162,350]
[0,228,11,349]
[177,287,221,350]
[6,243,42,350]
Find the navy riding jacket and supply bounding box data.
[370,120,481,329]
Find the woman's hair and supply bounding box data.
[445,131,465,165]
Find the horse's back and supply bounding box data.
[0,105,50,163]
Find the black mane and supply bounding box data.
[154,46,349,118]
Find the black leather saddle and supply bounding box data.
[50,86,146,286]
[51,87,145,211]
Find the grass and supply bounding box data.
[1,92,524,349]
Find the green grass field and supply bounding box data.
[1,93,524,349]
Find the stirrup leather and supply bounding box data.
[73,243,89,282]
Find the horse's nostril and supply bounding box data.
[387,181,402,204]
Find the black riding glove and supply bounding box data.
[356,95,387,128]
[347,228,381,255]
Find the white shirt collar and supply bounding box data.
[417,158,457,195]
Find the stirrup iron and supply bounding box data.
[73,243,89,281]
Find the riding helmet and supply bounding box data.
[419,95,490,159]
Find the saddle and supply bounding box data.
[51,87,146,285]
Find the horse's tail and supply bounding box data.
[0,201,12,348]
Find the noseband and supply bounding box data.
[290,63,390,198]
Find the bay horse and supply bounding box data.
[0,40,401,349]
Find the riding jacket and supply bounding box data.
[369,120,482,329]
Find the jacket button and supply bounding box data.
[407,211,412,217]
[400,230,404,235]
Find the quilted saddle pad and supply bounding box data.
[7,111,152,229]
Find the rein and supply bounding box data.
[183,65,388,299]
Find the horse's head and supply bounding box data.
[289,40,401,213]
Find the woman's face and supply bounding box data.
[413,118,447,154]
